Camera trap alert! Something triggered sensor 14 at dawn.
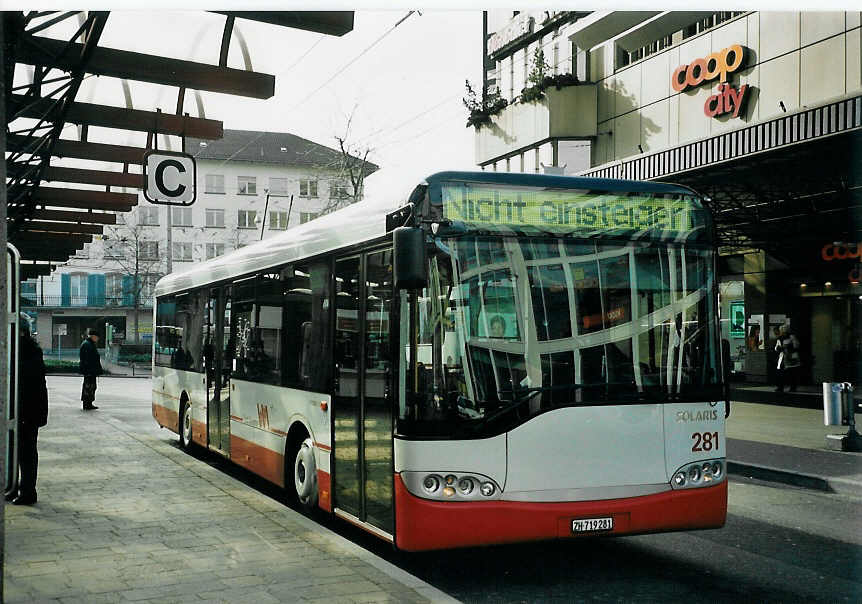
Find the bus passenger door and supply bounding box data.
[205,287,232,455]
[332,251,395,536]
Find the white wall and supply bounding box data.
[593,11,862,166]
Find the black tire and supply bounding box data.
[179,399,193,451]
[289,436,318,510]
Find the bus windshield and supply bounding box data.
[399,235,721,439]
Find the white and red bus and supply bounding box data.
[152,171,728,550]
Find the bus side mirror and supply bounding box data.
[721,338,731,418]
[393,227,427,290]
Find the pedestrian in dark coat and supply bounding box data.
[12,323,49,505]
[79,329,103,410]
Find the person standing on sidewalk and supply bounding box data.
[79,329,103,410]
[775,325,802,393]
[12,322,49,505]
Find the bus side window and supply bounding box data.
[283,262,331,393]
[299,321,313,385]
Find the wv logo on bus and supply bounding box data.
[257,404,270,430]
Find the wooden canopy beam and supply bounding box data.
[17,34,275,99]
[15,247,80,262]
[25,209,117,225]
[8,134,148,164]
[14,220,104,235]
[31,187,138,211]
[9,162,143,189]
[13,231,92,246]
[10,94,224,139]
[20,264,55,279]
[213,11,354,36]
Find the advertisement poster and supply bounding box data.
[730,300,745,338]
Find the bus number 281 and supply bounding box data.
[691,432,720,452]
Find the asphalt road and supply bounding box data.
[63,376,862,603]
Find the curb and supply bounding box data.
[727,461,862,498]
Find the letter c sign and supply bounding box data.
[672,44,745,92]
[144,151,196,205]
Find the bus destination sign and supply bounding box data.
[441,184,696,235]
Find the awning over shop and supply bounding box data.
[580,94,862,264]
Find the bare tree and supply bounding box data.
[324,108,376,214]
[103,215,166,344]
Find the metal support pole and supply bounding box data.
[259,191,270,240]
[1,13,9,587]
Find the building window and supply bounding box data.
[172,242,193,262]
[103,241,123,259]
[205,174,225,194]
[205,243,225,259]
[238,176,257,195]
[138,206,159,226]
[237,210,257,229]
[269,177,289,195]
[140,241,159,260]
[141,273,161,301]
[299,212,318,224]
[205,208,225,228]
[171,207,193,227]
[331,182,350,199]
[299,179,318,198]
[269,211,289,230]
[106,272,123,305]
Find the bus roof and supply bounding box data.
[154,171,703,297]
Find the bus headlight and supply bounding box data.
[422,475,441,494]
[671,459,725,490]
[401,471,502,501]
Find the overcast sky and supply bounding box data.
[21,10,483,200]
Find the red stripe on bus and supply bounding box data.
[191,419,207,446]
[152,402,178,433]
[314,442,332,452]
[393,474,727,552]
[230,415,243,422]
[272,428,288,437]
[229,434,285,488]
[317,470,332,513]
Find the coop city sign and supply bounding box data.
[671,44,750,119]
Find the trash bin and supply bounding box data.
[823,382,851,426]
[824,382,844,426]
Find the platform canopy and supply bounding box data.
[3,10,354,279]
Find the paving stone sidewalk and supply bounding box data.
[4,379,456,603]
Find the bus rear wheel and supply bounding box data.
[179,400,193,451]
[292,437,318,509]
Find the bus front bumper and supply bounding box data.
[394,473,727,551]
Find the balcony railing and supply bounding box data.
[21,295,154,308]
[475,84,597,165]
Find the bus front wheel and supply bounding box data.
[292,437,318,509]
